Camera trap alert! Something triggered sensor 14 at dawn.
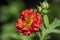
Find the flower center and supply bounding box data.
[23,16,33,28]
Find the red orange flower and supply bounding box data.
[16,9,42,36]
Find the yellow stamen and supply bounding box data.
[23,16,33,27]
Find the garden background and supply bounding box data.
[0,0,60,40]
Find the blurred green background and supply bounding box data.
[0,0,60,40]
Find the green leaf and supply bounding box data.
[49,18,60,29]
[50,29,60,33]
[40,23,46,31]
[43,15,49,28]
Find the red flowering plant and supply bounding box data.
[16,0,60,40]
[16,9,42,36]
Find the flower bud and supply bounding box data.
[38,6,42,12]
[41,1,49,9]
[42,9,49,14]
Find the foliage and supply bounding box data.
[0,0,60,40]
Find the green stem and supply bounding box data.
[40,14,49,40]
[43,15,49,28]
[40,30,48,40]
[40,35,46,40]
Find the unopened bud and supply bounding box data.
[42,9,49,13]
[37,6,42,12]
[38,7,42,12]
[41,1,49,9]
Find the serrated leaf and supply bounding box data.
[43,15,49,28]
[40,23,46,31]
[49,18,60,29]
[35,31,41,38]
[50,29,60,33]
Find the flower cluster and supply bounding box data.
[16,9,42,36]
